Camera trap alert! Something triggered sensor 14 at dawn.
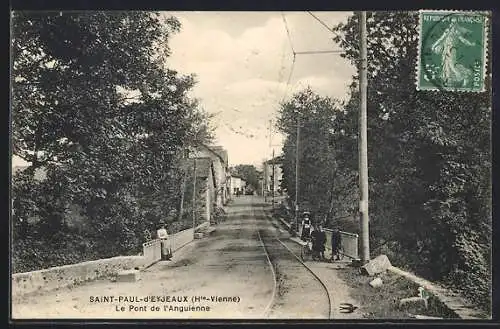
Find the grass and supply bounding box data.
[337,267,460,319]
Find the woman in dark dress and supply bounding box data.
[311,224,327,261]
[301,213,312,241]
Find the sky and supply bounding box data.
[12,11,356,169]
[164,11,356,168]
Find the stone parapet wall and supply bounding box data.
[12,226,202,299]
[12,255,145,298]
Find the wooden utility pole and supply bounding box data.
[192,158,197,232]
[358,11,370,262]
[295,115,300,232]
[178,168,187,222]
[272,148,275,210]
[269,119,277,209]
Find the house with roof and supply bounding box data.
[191,144,230,207]
[184,157,216,224]
[229,174,247,196]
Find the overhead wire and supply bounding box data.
[268,12,350,145]
[307,11,334,33]
[295,50,344,55]
[306,11,347,45]
[279,11,348,105]
[281,53,296,104]
[280,12,297,105]
[281,12,296,55]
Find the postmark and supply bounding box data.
[417,10,489,92]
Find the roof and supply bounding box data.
[197,143,228,166]
[210,146,229,165]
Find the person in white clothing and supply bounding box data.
[156,222,171,260]
[157,226,168,239]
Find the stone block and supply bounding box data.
[116,269,140,283]
[398,297,428,313]
[194,232,204,239]
[369,277,383,288]
[360,255,392,276]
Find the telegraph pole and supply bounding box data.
[295,114,300,233]
[272,148,275,210]
[358,11,370,262]
[192,158,197,233]
[178,166,187,223]
[269,119,277,210]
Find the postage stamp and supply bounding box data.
[417,10,489,92]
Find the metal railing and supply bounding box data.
[324,229,359,260]
[280,216,359,260]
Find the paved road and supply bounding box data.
[12,196,353,319]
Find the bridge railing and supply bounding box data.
[142,239,162,267]
[324,229,359,260]
[142,222,209,267]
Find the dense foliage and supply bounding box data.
[278,12,491,312]
[277,89,358,223]
[11,12,212,272]
[230,164,260,190]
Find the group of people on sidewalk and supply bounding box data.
[301,212,342,262]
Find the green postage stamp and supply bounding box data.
[417,10,489,92]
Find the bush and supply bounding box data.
[12,229,100,273]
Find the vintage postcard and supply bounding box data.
[10,10,492,321]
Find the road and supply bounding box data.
[12,195,356,319]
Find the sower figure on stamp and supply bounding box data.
[431,21,476,88]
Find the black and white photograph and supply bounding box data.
[10,10,492,320]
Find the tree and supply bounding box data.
[11,11,212,270]
[332,12,491,310]
[277,88,358,223]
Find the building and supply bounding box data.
[229,174,246,196]
[190,157,216,224]
[191,144,230,207]
[263,155,283,196]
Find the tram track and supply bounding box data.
[257,225,332,319]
